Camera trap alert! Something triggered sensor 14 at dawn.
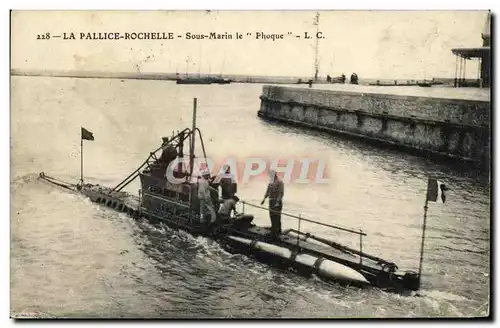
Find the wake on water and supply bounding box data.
[11,173,481,318]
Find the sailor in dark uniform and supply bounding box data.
[219,165,237,200]
[350,73,359,85]
[208,175,221,213]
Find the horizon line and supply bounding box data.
[10,68,460,82]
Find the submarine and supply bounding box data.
[39,98,427,292]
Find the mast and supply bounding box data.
[198,46,202,78]
[313,12,320,82]
[168,47,172,73]
[185,56,191,78]
[220,52,226,78]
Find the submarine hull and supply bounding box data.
[226,236,370,286]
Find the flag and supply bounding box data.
[81,127,94,141]
[427,178,448,203]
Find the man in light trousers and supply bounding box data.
[198,172,216,226]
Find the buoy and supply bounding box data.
[293,253,369,284]
[227,236,369,285]
[254,240,292,258]
[316,258,369,284]
[294,253,317,267]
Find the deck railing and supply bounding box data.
[240,200,366,265]
[240,201,365,236]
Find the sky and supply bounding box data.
[11,10,489,79]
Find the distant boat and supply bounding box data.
[176,76,232,85]
[175,46,232,85]
[176,48,214,85]
[176,77,232,85]
[369,80,444,87]
[296,79,312,85]
[210,77,232,84]
[296,75,344,85]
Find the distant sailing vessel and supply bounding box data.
[175,77,213,85]
[175,76,232,85]
[296,13,346,86]
[176,49,232,85]
[210,77,232,84]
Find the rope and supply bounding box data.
[111,127,194,193]
[38,172,77,191]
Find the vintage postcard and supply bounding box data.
[10,10,491,319]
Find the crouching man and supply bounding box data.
[208,195,240,233]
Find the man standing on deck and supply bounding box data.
[261,170,284,240]
[218,165,237,200]
[198,172,216,226]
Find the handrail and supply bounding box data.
[195,128,208,164]
[111,124,212,194]
[289,228,394,265]
[110,128,193,193]
[110,150,160,193]
[240,201,366,236]
[142,190,192,209]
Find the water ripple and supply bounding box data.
[10,77,490,318]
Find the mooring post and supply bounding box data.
[359,229,363,265]
[296,214,301,248]
[454,54,458,87]
[189,98,197,179]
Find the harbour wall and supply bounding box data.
[257,85,490,165]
